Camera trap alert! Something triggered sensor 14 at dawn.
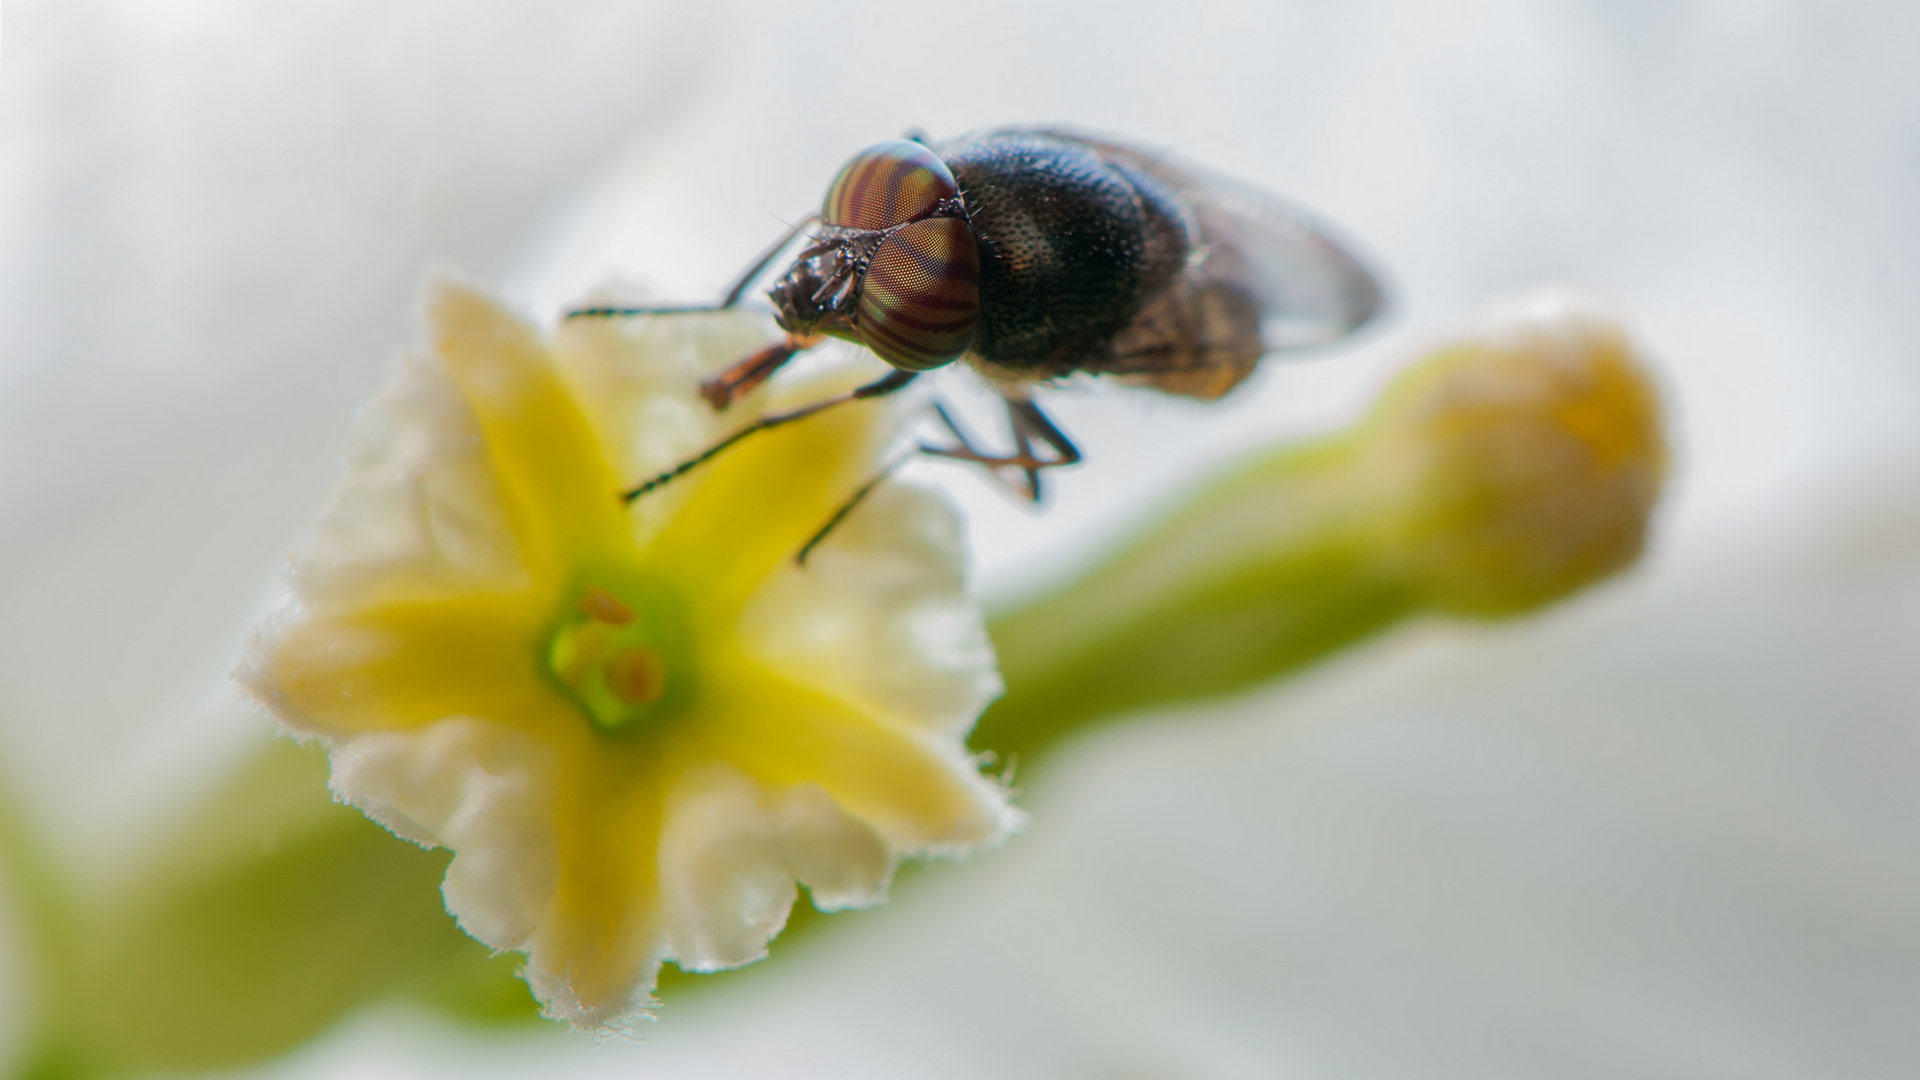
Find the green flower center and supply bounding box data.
[546,578,693,734]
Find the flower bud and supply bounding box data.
[1366,289,1667,615]
[978,289,1668,759]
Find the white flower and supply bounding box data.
[240,283,1017,1029]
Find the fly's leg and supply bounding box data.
[718,213,823,307]
[1008,403,1044,502]
[1009,396,1083,467]
[926,401,1042,502]
[695,334,828,410]
[795,451,915,566]
[622,368,918,502]
[565,213,822,320]
[794,395,1082,565]
[567,214,831,410]
[795,397,1012,564]
[920,395,1082,482]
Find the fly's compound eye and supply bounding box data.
[855,216,979,371]
[823,140,962,230]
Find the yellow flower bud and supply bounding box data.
[1366,289,1668,615]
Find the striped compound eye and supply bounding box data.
[821,140,979,370]
[823,140,962,230]
[856,216,979,371]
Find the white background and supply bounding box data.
[0,1,1916,1076]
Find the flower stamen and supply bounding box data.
[607,646,667,705]
[579,587,635,626]
[547,584,685,733]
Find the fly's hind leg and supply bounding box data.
[926,401,1043,502]
[1006,402,1045,502]
[794,395,1082,565]
[920,395,1082,490]
[1008,396,1084,468]
[793,393,1086,568]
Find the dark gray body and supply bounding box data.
[937,131,1197,382]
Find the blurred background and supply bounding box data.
[1,1,1917,1076]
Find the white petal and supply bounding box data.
[738,482,1003,739]
[658,765,891,973]
[326,718,560,951]
[551,308,780,541]
[291,352,530,612]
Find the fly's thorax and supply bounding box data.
[937,130,1192,377]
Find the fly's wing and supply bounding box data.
[1039,129,1386,398]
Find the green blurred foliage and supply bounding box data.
[34,744,535,1076]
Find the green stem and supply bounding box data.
[975,433,1417,763]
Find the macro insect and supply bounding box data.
[570,127,1385,559]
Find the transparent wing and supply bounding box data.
[1039,127,1387,354]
